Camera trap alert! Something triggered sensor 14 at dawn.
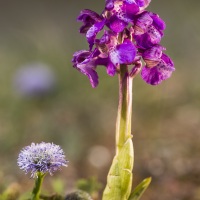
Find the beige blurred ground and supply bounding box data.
[0,1,200,200]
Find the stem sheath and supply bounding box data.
[102,65,134,200]
[116,65,133,152]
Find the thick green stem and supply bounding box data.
[102,65,134,200]
[116,65,133,152]
[31,172,45,200]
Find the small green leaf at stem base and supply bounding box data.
[128,177,151,200]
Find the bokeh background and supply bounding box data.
[0,0,200,200]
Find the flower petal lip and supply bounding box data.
[72,49,100,88]
[109,39,136,65]
[17,142,68,178]
[79,66,99,88]
[141,53,175,85]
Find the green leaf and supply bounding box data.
[128,177,151,200]
[102,138,134,200]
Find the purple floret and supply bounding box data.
[141,53,175,85]
[77,9,103,34]
[109,39,136,65]
[72,49,100,88]
[134,11,166,49]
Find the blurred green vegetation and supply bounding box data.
[0,1,200,200]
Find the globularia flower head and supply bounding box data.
[17,142,68,178]
[72,0,174,87]
[14,63,56,97]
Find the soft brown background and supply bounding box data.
[0,1,200,200]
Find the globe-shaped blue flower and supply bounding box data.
[17,142,68,178]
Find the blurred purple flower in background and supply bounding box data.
[14,63,56,97]
[72,0,175,87]
[17,142,68,178]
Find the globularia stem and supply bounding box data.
[31,172,45,200]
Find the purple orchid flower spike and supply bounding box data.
[72,0,174,87]
[72,1,174,199]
